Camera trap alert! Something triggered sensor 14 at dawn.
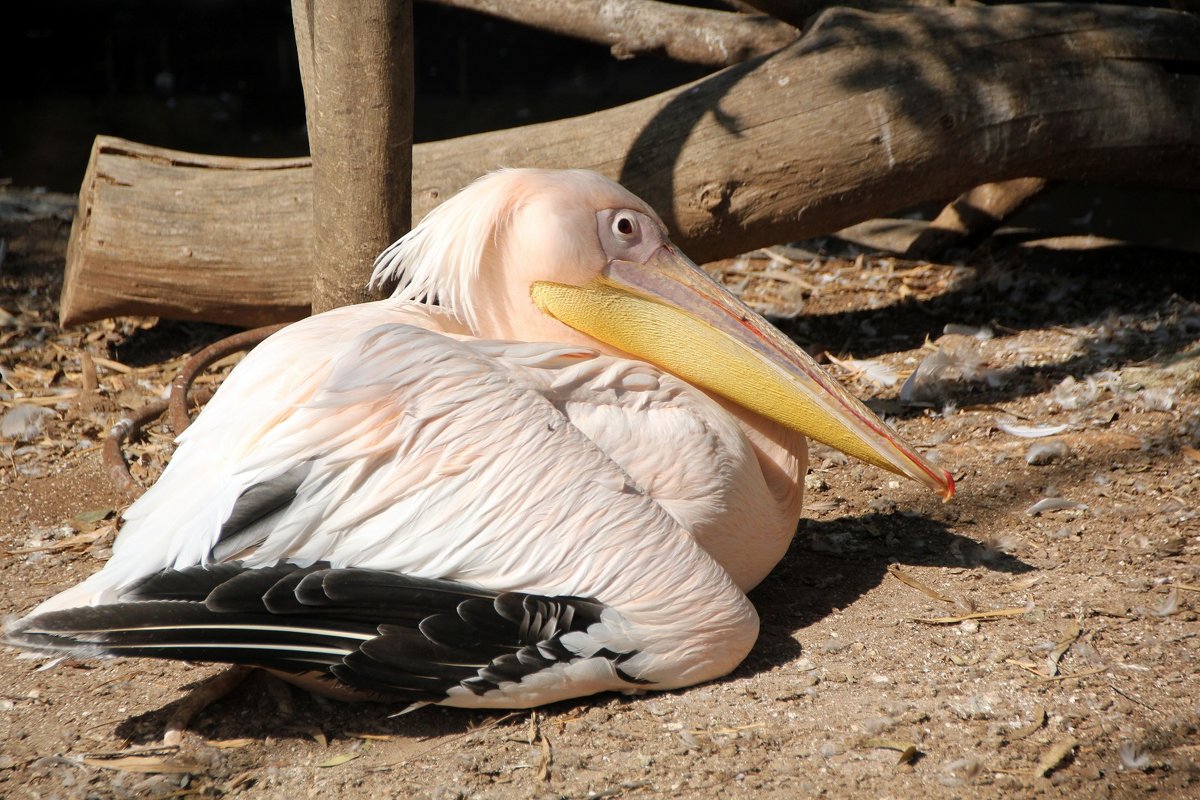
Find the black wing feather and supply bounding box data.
[6,562,637,703]
[209,464,312,562]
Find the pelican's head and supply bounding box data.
[372,169,954,499]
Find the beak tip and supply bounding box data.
[940,470,956,502]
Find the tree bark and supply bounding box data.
[61,3,1200,326]
[425,0,798,66]
[305,0,414,312]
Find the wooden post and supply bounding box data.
[296,0,414,313]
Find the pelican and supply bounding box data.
[8,169,952,712]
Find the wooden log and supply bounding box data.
[61,3,1200,327]
[424,0,798,67]
[61,144,314,327]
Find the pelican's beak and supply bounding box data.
[530,242,954,500]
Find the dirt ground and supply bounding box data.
[1,189,1198,799]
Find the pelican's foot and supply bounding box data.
[162,665,253,746]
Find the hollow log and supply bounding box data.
[61,3,1200,326]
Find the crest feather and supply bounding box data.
[369,169,540,334]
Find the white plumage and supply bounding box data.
[9,169,950,711]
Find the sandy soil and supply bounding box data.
[1,194,1198,799]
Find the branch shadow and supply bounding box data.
[739,512,1031,677]
[775,242,1200,420]
[112,320,242,368]
[111,668,501,745]
[618,54,763,236]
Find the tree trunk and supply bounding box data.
[303,0,414,312]
[60,3,1200,326]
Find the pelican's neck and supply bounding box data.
[708,394,809,590]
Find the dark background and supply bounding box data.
[1,0,713,192]
[3,0,1198,252]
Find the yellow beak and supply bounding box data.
[530,244,954,501]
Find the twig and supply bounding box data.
[1109,683,1157,713]
[1037,667,1105,683]
[167,324,286,433]
[886,563,955,604]
[103,324,284,494]
[910,607,1031,624]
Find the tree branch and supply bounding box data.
[905,178,1051,260]
[733,0,951,28]
[424,0,798,66]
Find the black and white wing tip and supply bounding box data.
[4,563,645,707]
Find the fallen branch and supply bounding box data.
[425,0,798,66]
[62,3,1200,326]
[734,0,952,28]
[905,178,1051,260]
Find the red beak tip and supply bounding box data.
[941,471,956,502]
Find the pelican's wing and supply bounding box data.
[11,562,637,707]
[20,302,760,702]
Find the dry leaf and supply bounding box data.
[205,738,255,749]
[537,730,552,782]
[9,525,113,555]
[1045,623,1082,677]
[1035,736,1078,778]
[1026,497,1086,516]
[73,508,114,524]
[1006,658,1046,677]
[887,564,954,604]
[999,575,1041,592]
[80,747,198,775]
[1182,446,1200,464]
[314,752,360,768]
[911,607,1031,625]
[996,420,1070,438]
[1008,707,1046,741]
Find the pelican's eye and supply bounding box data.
[613,212,638,240]
[597,207,659,264]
